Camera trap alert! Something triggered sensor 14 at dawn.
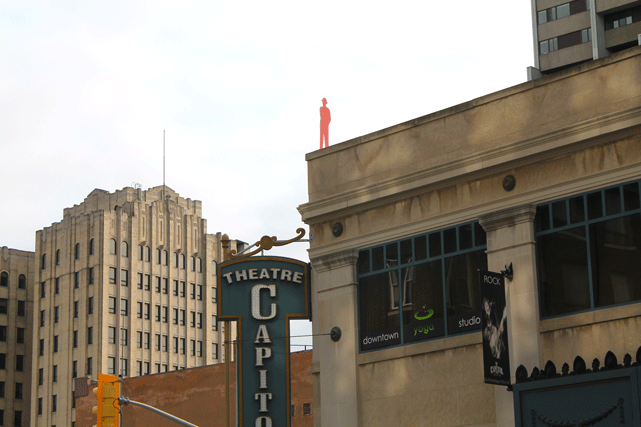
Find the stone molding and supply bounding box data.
[299,107,641,224]
[479,204,537,232]
[311,249,359,273]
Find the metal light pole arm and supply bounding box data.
[118,397,199,427]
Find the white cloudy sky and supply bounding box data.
[0,1,534,348]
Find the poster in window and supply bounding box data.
[479,270,510,386]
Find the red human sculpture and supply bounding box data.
[320,98,331,149]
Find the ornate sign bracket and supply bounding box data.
[229,228,306,259]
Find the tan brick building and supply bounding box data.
[31,185,242,427]
[0,247,35,427]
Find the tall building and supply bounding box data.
[30,185,240,427]
[0,247,34,427]
[530,0,641,76]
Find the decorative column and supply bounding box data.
[310,249,360,427]
[480,204,541,427]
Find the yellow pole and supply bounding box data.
[221,234,231,427]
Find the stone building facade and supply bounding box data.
[0,247,34,427]
[31,185,241,427]
[299,47,641,427]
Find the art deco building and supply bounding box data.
[0,247,34,427]
[530,0,641,76]
[30,185,241,427]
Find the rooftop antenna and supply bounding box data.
[163,129,166,202]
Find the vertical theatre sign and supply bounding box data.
[218,257,310,427]
[479,270,511,386]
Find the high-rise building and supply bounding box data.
[30,185,241,427]
[530,0,641,76]
[0,247,35,427]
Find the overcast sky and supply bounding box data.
[1,1,534,348]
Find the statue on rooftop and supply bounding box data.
[320,98,331,149]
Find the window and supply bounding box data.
[180,281,186,297]
[121,241,129,258]
[15,355,23,371]
[16,328,24,344]
[52,395,57,412]
[39,339,44,356]
[197,257,202,273]
[121,328,128,346]
[89,238,94,255]
[212,287,217,303]
[180,254,185,269]
[163,364,168,372]
[89,267,94,285]
[0,299,7,314]
[56,249,61,265]
[144,303,150,319]
[145,274,151,290]
[212,315,218,331]
[173,337,178,353]
[540,27,591,55]
[138,245,143,260]
[212,343,218,359]
[110,239,117,255]
[291,404,295,417]
[155,305,161,321]
[55,305,61,322]
[190,339,196,356]
[358,220,487,352]
[0,354,5,370]
[72,360,77,378]
[156,277,161,293]
[162,250,168,265]
[17,300,25,316]
[87,357,93,375]
[15,382,22,399]
[53,336,58,352]
[108,357,116,375]
[55,277,59,294]
[145,246,151,262]
[109,267,116,284]
[173,280,179,296]
[108,327,116,344]
[38,397,43,414]
[40,281,45,298]
[121,299,129,316]
[88,326,93,345]
[173,252,179,268]
[40,310,45,327]
[75,243,80,259]
[137,331,143,348]
[173,308,178,324]
[197,341,202,357]
[0,272,6,287]
[162,306,168,323]
[137,302,143,318]
[74,271,79,288]
[121,269,129,286]
[14,410,21,426]
[0,327,7,342]
[144,361,150,375]
[197,284,202,300]
[190,283,196,299]
[41,253,46,270]
[605,6,640,30]
[121,358,128,376]
[538,0,588,24]
[18,274,25,289]
[536,180,641,318]
[144,332,150,349]
[180,309,186,326]
[74,301,79,318]
[155,334,161,351]
[73,330,78,347]
[162,278,168,294]
[156,363,161,373]
[109,297,116,314]
[162,335,168,352]
[137,360,142,376]
[190,311,196,327]
[156,248,161,264]
[303,403,312,416]
[137,273,143,289]
[191,256,196,271]
[38,369,43,385]
[88,297,94,314]
[180,338,186,354]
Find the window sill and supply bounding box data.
[539,301,641,333]
[357,331,481,366]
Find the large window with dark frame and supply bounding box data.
[536,179,641,318]
[357,220,487,352]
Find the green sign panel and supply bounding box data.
[217,256,310,427]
